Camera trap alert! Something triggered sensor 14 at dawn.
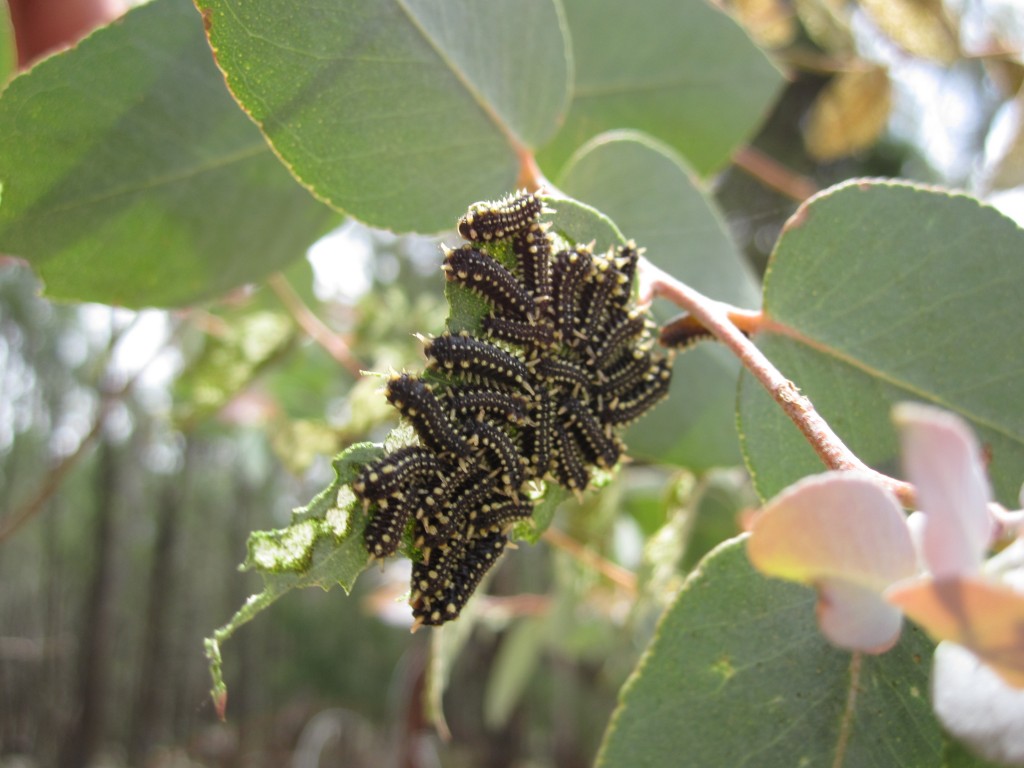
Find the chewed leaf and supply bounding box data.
[894,402,994,578]
[886,574,1024,689]
[817,578,904,653]
[748,471,917,590]
[205,441,382,715]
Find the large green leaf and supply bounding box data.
[196,0,571,233]
[597,536,942,767]
[539,0,783,176]
[738,180,1024,505]
[558,131,760,469]
[0,0,336,308]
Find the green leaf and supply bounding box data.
[738,180,1024,505]
[538,0,784,176]
[559,131,759,305]
[196,0,571,233]
[557,131,760,469]
[0,0,335,308]
[484,617,546,730]
[597,536,942,767]
[205,442,380,714]
[544,193,625,252]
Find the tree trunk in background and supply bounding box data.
[127,440,192,765]
[59,436,118,768]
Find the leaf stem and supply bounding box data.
[542,526,638,596]
[266,273,364,378]
[732,145,818,202]
[645,261,915,507]
[832,652,862,768]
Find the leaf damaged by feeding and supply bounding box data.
[215,189,671,656]
[205,442,381,716]
[355,193,672,627]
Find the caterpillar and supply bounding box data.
[384,373,471,458]
[586,311,648,368]
[425,332,534,394]
[443,385,530,426]
[355,193,675,627]
[482,313,558,349]
[442,245,537,320]
[466,498,534,539]
[457,190,543,242]
[364,491,416,558]
[560,395,622,470]
[353,445,444,502]
[512,220,552,301]
[464,418,527,490]
[603,358,673,426]
[551,420,590,493]
[550,246,595,340]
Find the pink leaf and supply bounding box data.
[894,403,993,577]
[748,472,917,651]
[887,574,1024,688]
[748,472,916,589]
[817,578,905,653]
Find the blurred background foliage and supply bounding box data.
[2,0,1024,766]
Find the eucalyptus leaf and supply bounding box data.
[540,0,784,175]
[205,442,381,713]
[557,131,760,469]
[196,0,570,233]
[0,0,336,308]
[738,180,1024,505]
[597,536,941,767]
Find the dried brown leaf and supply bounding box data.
[805,66,892,161]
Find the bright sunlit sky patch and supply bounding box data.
[306,220,375,304]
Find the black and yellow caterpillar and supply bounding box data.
[353,192,672,627]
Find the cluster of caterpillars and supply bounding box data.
[352,191,673,628]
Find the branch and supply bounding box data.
[542,526,638,596]
[732,145,818,203]
[266,273,365,378]
[645,261,915,507]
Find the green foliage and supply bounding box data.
[539,0,784,175]
[195,0,570,233]
[204,441,380,709]
[0,0,336,307]
[597,537,942,767]
[174,310,296,426]
[4,1,1022,765]
[557,131,758,468]
[739,180,1024,505]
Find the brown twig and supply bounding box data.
[266,273,364,378]
[542,527,638,596]
[645,260,915,507]
[733,145,818,203]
